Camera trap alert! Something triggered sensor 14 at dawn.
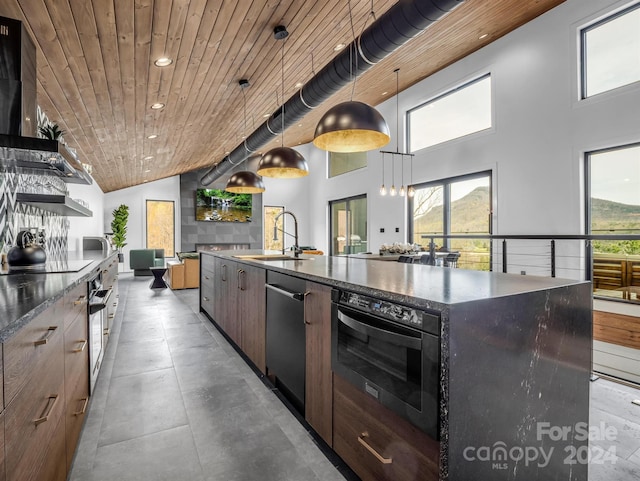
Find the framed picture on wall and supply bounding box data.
[146,200,175,257]
[264,205,284,251]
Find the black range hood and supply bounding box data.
[0,16,92,185]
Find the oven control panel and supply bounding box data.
[335,290,440,335]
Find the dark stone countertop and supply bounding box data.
[202,250,589,312]
[0,251,117,342]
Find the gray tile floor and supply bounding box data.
[69,274,347,481]
[69,274,640,480]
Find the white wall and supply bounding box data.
[67,179,105,252]
[104,176,181,272]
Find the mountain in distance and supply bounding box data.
[591,197,640,232]
[413,186,490,234]
[413,187,640,235]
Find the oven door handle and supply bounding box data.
[337,309,422,350]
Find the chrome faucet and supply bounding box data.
[273,210,301,258]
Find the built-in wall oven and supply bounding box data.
[88,274,111,393]
[331,289,441,439]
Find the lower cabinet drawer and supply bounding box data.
[64,283,88,332]
[38,415,67,481]
[333,374,440,481]
[64,313,89,472]
[201,290,214,318]
[5,337,65,481]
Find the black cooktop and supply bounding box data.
[1,259,93,275]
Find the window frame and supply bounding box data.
[407,74,492,153]
[407,170,492,251]
[580,2,640,99]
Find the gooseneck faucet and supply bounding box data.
[273,210,301,258]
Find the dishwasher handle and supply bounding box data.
[266,283,305,301]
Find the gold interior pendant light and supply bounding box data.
[226,79,265,193]
[257,26,309,178]
[313,1,390,153]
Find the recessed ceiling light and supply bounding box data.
[144,156,153,160]
[263,113,271,118]
[295,82,303,89]
[154,57,173,67]
[143,180,148,183]
[150,102,165,110]
[225,151,230,155]
[144,169,151,173]
[298,124,303,127]
[381,91,388,96]
[479,33,489,40]
[147,134,158,139]
[334,43,346,52]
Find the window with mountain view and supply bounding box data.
[407,75,492,152]
[588,143,640,302]
[581,3,640,98]
[409,172,491,270]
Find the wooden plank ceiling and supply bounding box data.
[0,0,565,193]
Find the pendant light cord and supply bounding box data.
[348,0,375,101]
[281,39,285,147]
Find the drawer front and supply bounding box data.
[39,414,67,481]
[5,332,65,481]
[4,305,64,404]
[201,254,215,273]
[64,283,88,332]
[333,375,439,481]
[201,289,214,318]
[64,324,89,472]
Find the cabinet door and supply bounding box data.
[333,374,439,481]
[304,282,333,446]
[239,265,266,373]
[213,258,240,344]
[200,258,215,318]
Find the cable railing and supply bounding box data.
[416,233,640,305]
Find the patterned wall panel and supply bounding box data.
[1,169,69,262]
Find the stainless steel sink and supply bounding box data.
[232,254,311,261]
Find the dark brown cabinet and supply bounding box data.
[304,281,333,446]
[238,264,266,373]
[333,374,440,481]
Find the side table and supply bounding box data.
[149,266,168,289]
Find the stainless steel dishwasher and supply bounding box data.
[265,271,306,415]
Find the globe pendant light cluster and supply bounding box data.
[225,79,265,194]
[257,26,309,179]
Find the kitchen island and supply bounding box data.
[200,250,592,481]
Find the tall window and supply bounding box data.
[328,151,367,177]
[146,200,174,257]
[330,195,367,256]
[407,75,492,152]
[587,143,640,302]
[409,172,491,270]
[581,3,640,98]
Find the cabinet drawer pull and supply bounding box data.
[103,328,111,335]
[237,269,245,290]
[204,275,210,280]
[73,339,88,352]
[74,397,89,416]
[34,394,59,426]
[358,432,392,464]
[108,314,115,319]
[74,295,87,306]
[203,296,210,302]
[34,326,58,346]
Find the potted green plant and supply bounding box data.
[38,122,66,140]
[110,204,129,262]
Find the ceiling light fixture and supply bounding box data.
[226,79,265,194]
[150,102,165,110]
[334,43,346,51]
[379,151,386,195]
[313,1,390,153]
[154,57,173,67]
[257,26,309,178]
[147,134,158,139]
[479,33,489,40]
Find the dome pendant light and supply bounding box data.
[313,1,390,153]
[258,26,309,178]
[226,79,265,193]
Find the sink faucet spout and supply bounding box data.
[273,210,301,257]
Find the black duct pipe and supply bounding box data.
[200,0,465,185]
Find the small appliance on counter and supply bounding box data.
[7,229,47,272]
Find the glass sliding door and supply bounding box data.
[330,195,367,255]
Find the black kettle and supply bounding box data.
[7,230,47,270]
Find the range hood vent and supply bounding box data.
[0,134,93,184]
[0,16,92,185]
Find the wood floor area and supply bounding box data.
[69,275,640,480]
